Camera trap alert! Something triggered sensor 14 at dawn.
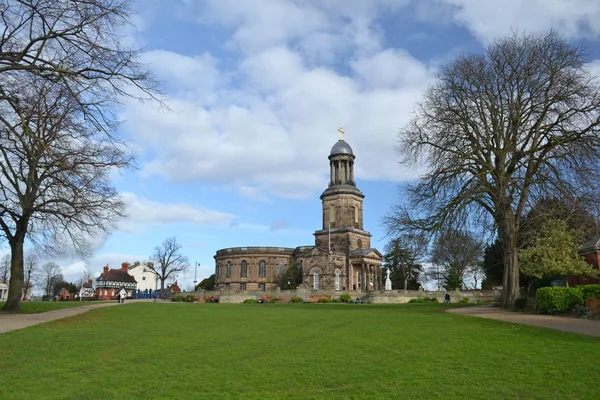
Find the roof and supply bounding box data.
[350,248,383,259]
[330,140,354,156]
[580,235,600,254]
[97,269,137,284]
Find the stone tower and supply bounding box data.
[314,132,372,254]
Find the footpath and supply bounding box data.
[0,302,122,334]
[447,305,600,337]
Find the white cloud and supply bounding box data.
[438,0,600,44]
[120,192,236,230]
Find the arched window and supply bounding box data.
[335,269,341,291]
[314,272,320,290]
[216,263,221,280]
[241,261,247,278]
[259,260,266,278]
[226,262,231,278]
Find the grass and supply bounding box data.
[0,302,599,400]
[0,300,108,314]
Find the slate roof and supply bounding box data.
[579,235,600,254]
[350,248,383,259]
[97,269,137,284]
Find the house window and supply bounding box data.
[226,283,230,290]
[314,272,320,290]
[142,277,146,280]
[335,269,341,291]
[240,283,246,291]
[258,283,265,291]
[259,260,266,278]
[226,262,232,278]
[241,261,247,278]
[278,261,285,277]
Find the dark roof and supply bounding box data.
[350,248,383,259]
[97,269,137,284]
[330,140,354,156]
[580,235,600,254]
[82,282,93,288]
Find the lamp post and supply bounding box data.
[193,262,198,291]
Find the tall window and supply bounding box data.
[335,269,341,291]
[226,262,231,278]
[240,283,246,291]
[216,263,221,280]
[258,283,265,291]
[241,261,247,278]
[259,260,266,278]
[314,272,320,290]
[278,261,285,277]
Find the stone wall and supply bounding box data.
[183,288,501,304]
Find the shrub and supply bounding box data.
[514,298,528,310]
[536,287,584,314]
[289,297,304,303]
[268,297,280,304]
[578,284,600,300]
[331,298,339,303]
[423,297,438,303]
[460,297,470,303]
[243,299,258,304]
[408,299,425,303]
[317,297,331,303]
[340,293,352,303]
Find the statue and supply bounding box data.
[385,269,392,291]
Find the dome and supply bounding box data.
[330,140,354,156]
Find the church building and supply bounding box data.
[214,131,383,292]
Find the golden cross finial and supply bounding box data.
[338,126,345,140]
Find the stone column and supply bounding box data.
[330,162,334,185]
[361,264,366,292]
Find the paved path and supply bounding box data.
[0,302,121,334]
[447,305,600,337]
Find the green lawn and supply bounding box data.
[0,303,599,400]
[0,300,108,314]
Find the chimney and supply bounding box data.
[121,262,128,272]
[88,279,93,287]
[147,261,154,268]
[103,265,109,275]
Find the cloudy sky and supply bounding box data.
[8,0,600,290]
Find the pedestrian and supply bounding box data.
[117,293,121,303]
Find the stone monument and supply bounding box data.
[385,269,392,291]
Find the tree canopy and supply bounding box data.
[385,31,600,306]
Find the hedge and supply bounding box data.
[535,287,583,314]
[579,284,600,301]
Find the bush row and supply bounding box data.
[536,284,600,314]
[171,294,199,302]
[408,297,439,304]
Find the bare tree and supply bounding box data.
[37,262,62,297]
[430,229,483,289]
[385,31,600,307]
[0,77,130,312]
[149,237,189,297]
[0,0,160,312]
[1,254,9,282]
[23,253,37,299]
[0,0,159,132]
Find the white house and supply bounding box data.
[127,262,158,292]
[0,281,8,301]
[78,279,95,299]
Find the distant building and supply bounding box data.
[0,281,8,301]
[127,261,159,292]
[57,288,73,301]
[214,132,383,291]
[78,279,95,299]
[95,263,137,300]
[572,235,600,286]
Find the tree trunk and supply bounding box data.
[499,213,520,308]
[1,232,26,313]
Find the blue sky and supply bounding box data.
[14,0,600,290]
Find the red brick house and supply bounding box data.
[57,288,73,301]
[570,235,600,286]
[96,263,137,300]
